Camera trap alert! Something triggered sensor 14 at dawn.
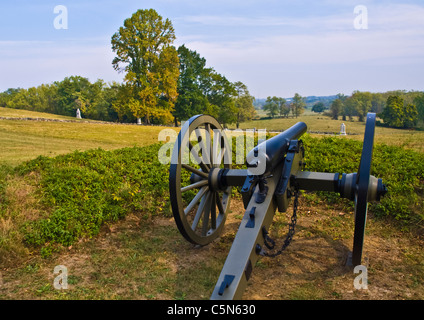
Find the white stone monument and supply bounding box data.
[76,108,81,119]
[340,123,346,135]
[137,118,142,125]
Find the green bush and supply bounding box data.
[302,135,424,224]
[16,144,170,253]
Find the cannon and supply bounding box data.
[169,113,387,300]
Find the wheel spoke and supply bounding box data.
[216,192,225,216]
[205,124,213,167]
[189,142,210,173]
[211,192,217,230]
[195,127,212,167]
[191,191,210,230]
[201,193,212,236]
[215,145,226,168]
[184,186,208,215]
[181,180,208,193]
[182,163,209,179]
[212,130,227,168]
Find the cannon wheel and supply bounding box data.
[169,115,233,246]
[351,113,376,266]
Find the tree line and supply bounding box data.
[328,91,424,129]
[0,9,256,126]
[262,93,306,119]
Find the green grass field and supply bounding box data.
[0,107,174,166]
[1,107,423,167]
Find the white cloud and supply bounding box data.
[178,3,424,97]
[180,3,424,66]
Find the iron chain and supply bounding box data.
[262,188,299,257]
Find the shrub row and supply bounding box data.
[12,135,424,255]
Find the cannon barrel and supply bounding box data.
[246,122,307,175]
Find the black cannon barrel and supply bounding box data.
[246,122,307,175]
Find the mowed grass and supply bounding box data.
[233,114,424,153]
[1,108,422,167]
[0,118,176,166]
[0,106,87,121]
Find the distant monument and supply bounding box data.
[340,123,346,135]
[137,118,142,125]
[76,108,81,119]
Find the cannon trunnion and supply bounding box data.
[169,113,387,300]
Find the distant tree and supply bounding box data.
[336,93,348,101]
[414,93,424,123]
[0,88,20,108]
[371,93,385,114]
[403,103,419,128]
[234,81,256,128]
[342,96,356,121]
[55,76,92,116]
[335,93,348,120]
[312,101,325,113]
[380,95,418,128]
[330,99,343,120]
[351,91,372,122]
[263,96,279,118]
[292,93,305,118]
[276,97,289,117]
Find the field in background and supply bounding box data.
[0,106,91,121]
[0,107,173,166]
[233,113,424,153]
[1,108,423,167]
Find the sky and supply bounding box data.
[0,0,423,98]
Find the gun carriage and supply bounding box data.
[169,113,387,300]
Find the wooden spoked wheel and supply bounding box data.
[169,115,233,246]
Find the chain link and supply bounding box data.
[262,188,299,257]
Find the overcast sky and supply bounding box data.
[0,0,423,98]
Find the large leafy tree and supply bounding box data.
[111,9,179,124]
[205,72,237,126]
[173,45,210,125]
[174,45,237,126]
